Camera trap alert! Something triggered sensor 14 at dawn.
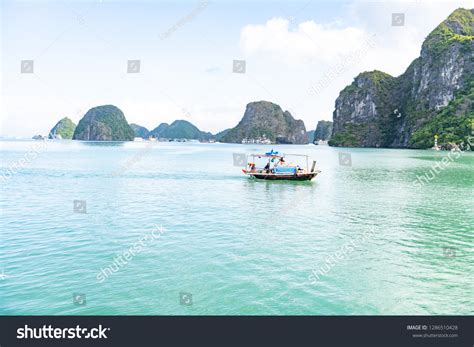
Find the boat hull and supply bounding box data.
[245,172,319,181]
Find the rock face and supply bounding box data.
[330,71,395,147]
[313,120,333,142]
[330,8,473,149]
[221,101,308,144]
[130,124,149,139]
[73,105,135,141]
[149,120,212,140]
[49,117,76,139]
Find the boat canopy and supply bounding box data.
[249,150,311,171]
[250,152,309,159]
[254,153,284,159]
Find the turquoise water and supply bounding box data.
[0,140,472,315]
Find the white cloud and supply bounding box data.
[240,18,369,65]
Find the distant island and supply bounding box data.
[130,124,150,139]
[330,8,473,150]
[73,105,135,141]
[49,117,76,139]
[148,120,213,141]
[220,101,308,144]
[313,121,333,144]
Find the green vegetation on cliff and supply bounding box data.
[410,79,474,149]
[423,8,474,55]
[329,124,367,147]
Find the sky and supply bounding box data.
[0,0,472,137]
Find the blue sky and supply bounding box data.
[1,0,471,136]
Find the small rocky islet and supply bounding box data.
[45,9,473,149]
[48,117,76,139]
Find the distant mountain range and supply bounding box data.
[49,101,311,143]
[129,120,214,141]
[148,120,213,140]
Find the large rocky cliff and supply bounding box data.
[330,8,473,149]
[221,101,308,144]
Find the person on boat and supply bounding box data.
[264,161,271,173]
[249,163,257,172]
[275,157,285,167]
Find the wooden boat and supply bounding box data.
[241,150,321,181]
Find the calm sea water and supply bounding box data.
[0,140,472,315]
